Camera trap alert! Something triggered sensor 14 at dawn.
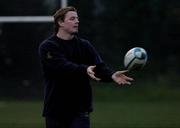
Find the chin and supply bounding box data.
[72,31,78,35]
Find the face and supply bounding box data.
[59,11,79,34]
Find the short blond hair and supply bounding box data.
[53,6,77,33]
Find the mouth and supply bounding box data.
[74,26,79,28]
[73,26,79,31]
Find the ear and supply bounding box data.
[58,20,64,27]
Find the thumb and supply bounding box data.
[119,70,129,74]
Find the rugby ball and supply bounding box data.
[124,47,148,71]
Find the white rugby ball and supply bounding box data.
[124,47,148,71]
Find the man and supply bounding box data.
[39,6,133,128]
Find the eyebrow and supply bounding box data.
[69,16,79,19]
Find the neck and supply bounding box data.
[56,30,74,40]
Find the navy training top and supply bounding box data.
[38,34,115,117]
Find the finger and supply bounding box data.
[88,70,95,75]
[92,76,101,81]
[87,66,96,74]
[118,81,131,85]
[95,78,101,81]
[93,76,101,81]
[90,74,101,81]
[90,65,96,70]
[123,75,134,81]
[91,65,96,69]
[119,70,129,74]
[125,81,131,85]
[121,77,132,85]
[116,78,132,85]
[117,79,126,85]
[87,70,94,75]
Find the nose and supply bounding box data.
[74,17,79,23]
[76,18,79,23]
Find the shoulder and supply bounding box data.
[75,36,93,47]
[39,35,59,50]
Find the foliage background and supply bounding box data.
[0,0,180,127]
[0,0,180,98]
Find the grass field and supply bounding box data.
[92,101,180,128]
[0,101,44,128]
[0,81,180,128]
[0,100,180,128]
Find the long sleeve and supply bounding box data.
[39,41,88,77]
[83,40,115,82]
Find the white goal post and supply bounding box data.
[0,0,67,23]
[0,16,53,23]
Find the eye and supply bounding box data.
[70,17,75,20]
[69,17,79,21]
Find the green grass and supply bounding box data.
[92,101,180,128]
[0,101,44,128]
[0,100,180,128]
[1,80,180,128]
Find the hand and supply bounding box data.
[87,65,101,81]
[111,70,134,85]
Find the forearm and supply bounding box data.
[94,63,115,82]
[42,59,88,77]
